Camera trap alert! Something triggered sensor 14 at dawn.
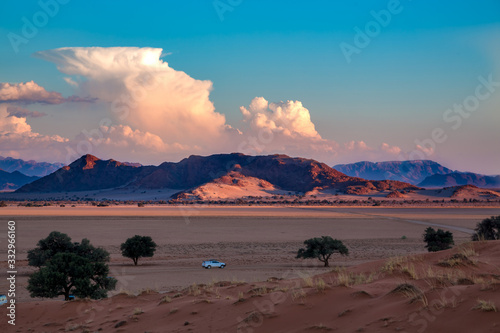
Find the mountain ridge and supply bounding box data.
[333,160,454,185]
[16,153,420,196]
[0,156,64,177]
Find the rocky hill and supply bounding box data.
[16,153,419,196]
[16,155,152,193]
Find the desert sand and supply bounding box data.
[0,206,499,332]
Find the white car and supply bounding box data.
[202,259,226,269]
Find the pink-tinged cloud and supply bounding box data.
[240,97,321,139]
[0,81,94,105]
[0,104,69,161]
[35,47,227,145]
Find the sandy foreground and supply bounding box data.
[0,206,499,332]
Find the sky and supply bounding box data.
[0,0,499,174]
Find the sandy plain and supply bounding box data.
[0,205,498,305]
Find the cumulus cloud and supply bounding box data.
[0,104,69,161]
[4,46,412,167]
[380,142,402,155]
[344,140,370,151]
[35,47,227,144]
[0,81,93,104]
[240,97,320,139]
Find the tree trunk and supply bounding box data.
[324,260,329,267]
[133,258,138,266]
[64,287,70,301]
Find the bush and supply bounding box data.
[120,235,157,266]
[296,236,348,267]
[471,216,500,241]
[423,227,454,252]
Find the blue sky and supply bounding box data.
[0,1,499,173]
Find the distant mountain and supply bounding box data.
[16,153,419,196]
[419,172,500,188]
[333,160,453,185]
[0,169,39,191]
[0,156,64,177]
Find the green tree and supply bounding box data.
[27,231,74,267]
[27,231,110,267]
[120,235,157,266]
[296,236,349,267]
[471,216,500,241]
[423,227,454,252]
[27,232,116,300]
[27,252,116,301]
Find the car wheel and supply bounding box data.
[220,265,225,269]
[207,265,211,269]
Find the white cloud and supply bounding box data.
[0,104,69,161]
[35,47,227,144]
[380,142,401,155]
[240,97,321,139]
[344,140,371,151]
[0,80,93,104]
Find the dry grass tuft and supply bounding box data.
[336,270,375,287]
[473,300,497,312]
[438,253,475,267]
[315,278,327,293]
[159,296,172,305]
[390,283,428,307]
[302,277,314,288]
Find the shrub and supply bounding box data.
[423,227,454,252]
[472,216,500,241]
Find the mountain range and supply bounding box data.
[333,160,453,185]
[334,160,500,188]
[16,154,418,197]
[418,172,500,188]
[0,156,64,177]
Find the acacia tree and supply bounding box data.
[27,231,73,267]
[423,227,454,252]
[28,252,116,300]
[471,216,500,241]
[120,235,157,266]
[296,236,349,267]
[27,231,116,300]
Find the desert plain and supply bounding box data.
[1,205,500,332]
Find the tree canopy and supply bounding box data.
[472,216,500,241]
[423,227,454,252]
[296,236,349,267]
[120,235,157,266]
[27,231,116,300]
